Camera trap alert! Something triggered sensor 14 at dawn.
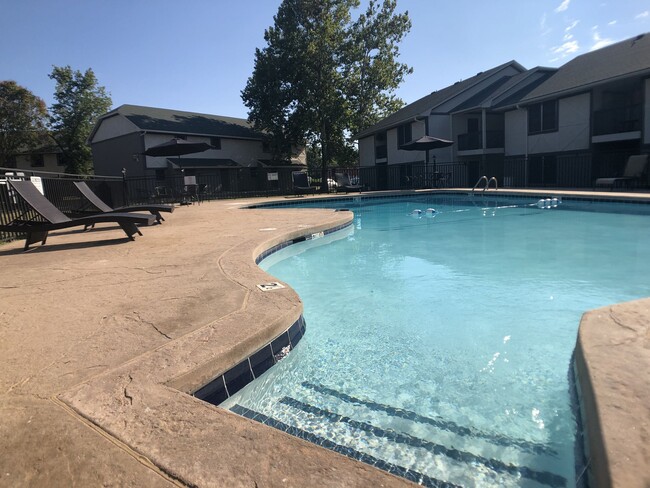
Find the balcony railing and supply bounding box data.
[458,131,504,151]
[593,104,641,136]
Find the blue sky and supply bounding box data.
[1,0,649,120]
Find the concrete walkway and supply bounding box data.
[0,198,414,487]
[0,190,648,487]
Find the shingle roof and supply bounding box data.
[522,32,650,102]
[99,104,265,140]
[355,60,524,139]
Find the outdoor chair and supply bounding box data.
[292,171,316,196]
[335,173,363,193]
[594,154,648,190]
[74,181,174,223]
[152,186,173,204]
[0,180,156,251]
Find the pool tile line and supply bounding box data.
[230,404,462,488]
[279,397,567,488]
[193,316,306,405]
[254,221,354,264]
[249,191,650,210]
[302,381,557,457]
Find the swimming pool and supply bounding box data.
[219,194,650,487]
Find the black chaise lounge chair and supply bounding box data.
[292,171,316,196]
[0,180,156,251]
[74,181,174,223]
[335,173,363,193]
[594,154,648,190]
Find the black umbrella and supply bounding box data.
[143,138,213,157]
[399,135,454,152]
[400,135,454,185]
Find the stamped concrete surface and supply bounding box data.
[1,189,649,487]
[0,199,413,487]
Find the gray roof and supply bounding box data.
[522,32,650,102]
[355,60,525,139]
[96,104,265,140]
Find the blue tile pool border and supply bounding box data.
[195,220,353,406]
[194,315,306,405]
[254,220,354,265]
[246,190,650,209]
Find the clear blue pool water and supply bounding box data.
[222,194,650,487]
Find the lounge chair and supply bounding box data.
[594,155,648,190]
[335,173,363,193]
[74,181,174,222]
[0,180,156,251]
[292,171,316,196]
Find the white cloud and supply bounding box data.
[590,31,615,51]
[565,20,579,31]
[608,20,617,25]
[635,11,649,19]
[552,40,580,56]
[555,0,570,13]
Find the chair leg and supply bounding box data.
[24,230,48,251]
[118,222,142,240]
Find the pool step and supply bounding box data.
[231,403,461,488]
[231,395,567,488]
[301,381,557,457]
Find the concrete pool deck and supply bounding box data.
[0,189,648,487]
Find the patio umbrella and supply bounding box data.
[399,135,454,152]
[143,138,213,157]
[400,135,454,184]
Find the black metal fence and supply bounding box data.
[1,151,645,243]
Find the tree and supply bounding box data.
[242,0,411,191]
[0,81,48,167]
[48,66,112,174]
[343,0,412,138]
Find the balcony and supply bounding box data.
[457,131,504,151]
[593,105,641,136]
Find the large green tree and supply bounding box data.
[0,81,48,167]
[242,0,411,190]
[343,0,412,138]
[48,66,112,174]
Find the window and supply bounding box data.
[375,131,387,159]
[56,153,65,166]
[30,154,44,167]
[467,118,479,133]
[210,137,221,149]
[528,100,558,134]
[262,140,271,153]
[5,156,17,168]
[397,123,412,148]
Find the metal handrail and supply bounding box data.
[487,177,498,191]
[471,175,488,193]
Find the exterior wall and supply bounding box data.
[641,78,650,144]
[13,153,64,173]
[527,92,590,155]
[142,133,273,170]
[359,137,375,167]
[429,114,454,161]
[387,119,426,164]
[92,133,146,177]
[92,114,140,143]
[504,109,527,156]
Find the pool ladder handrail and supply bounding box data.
[471,176,498,193]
